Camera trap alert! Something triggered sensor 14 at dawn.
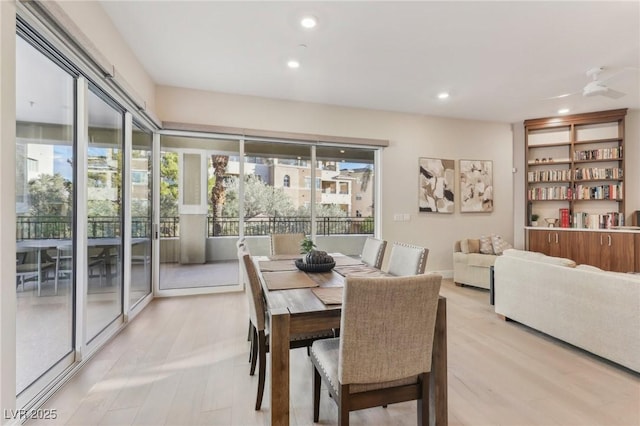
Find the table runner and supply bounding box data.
[262,270,319,291]
[258,260,298,272]
[268,254,301,261]
[333,265,390,277]
[332,255,364,266]
[311,287,344,305]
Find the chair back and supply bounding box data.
[270,233,305,256]
[360,237,387,269]
[237,244,266,332]
[338,274,441,385]
[387,242,429,276]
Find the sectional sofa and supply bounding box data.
[494,249,640,373]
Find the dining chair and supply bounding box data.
[386,242,429,276]
[270,232,305,256]
[360,237,387,269]
[237,244,335,410]
[310,273,442,425]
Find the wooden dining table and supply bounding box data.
[256,255,448,426]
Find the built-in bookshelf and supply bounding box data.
[524,109,627,229]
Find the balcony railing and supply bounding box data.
[17,215,374,239]
[16,216,151,240]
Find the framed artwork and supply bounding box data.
[460,159,493,212]
[419,157,455,213]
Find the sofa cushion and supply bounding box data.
[576,264,640,280]
[460,238,480,254]
[467,253,498,268]
[491,235,512,255]
[575,264,603,272]
[502,249,576,268]
[479,235,493,254]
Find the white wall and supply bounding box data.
[156,86,514,273]
[53,1,156,112]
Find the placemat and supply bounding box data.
[332,255,364,266]
[258,260,298,272]
[333,265,390,278]
[262,270,319,291]
[311,287,343,305]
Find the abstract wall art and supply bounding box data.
[418,157,455,213]
[460,159,493,212]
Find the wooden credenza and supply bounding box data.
[527,228,638,273]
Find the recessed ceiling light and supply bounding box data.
[558,108,570,114]
[340,150,345,154]
[287,60,300,69]
[300,16,317,29]
[437,92,450,100]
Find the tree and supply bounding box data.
[210,155,229,234]
[160,152,179,218]
[221,175,297,218]
[27,173,71,216]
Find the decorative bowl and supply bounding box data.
[295,259,335,273]
[544,218,559,227]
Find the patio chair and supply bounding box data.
[360,237,387,269]
[387,242,429,276]
[16,250,56,295]
[310,273,442,425]
[270,232,305,256]
[237,243,334,410]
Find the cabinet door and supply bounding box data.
[576,231,608,270]
[605,233,635,272]
[553,230,571,259]
[528,230,550,255]
[568,231,592,266]
[636,234,640,273]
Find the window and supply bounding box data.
[283,174,290,187]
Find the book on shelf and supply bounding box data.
[571,211,624,229]
[559,208,570,228]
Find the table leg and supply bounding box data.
[37,249,42,297]
[430,297,448,426]
[269,308,290,426]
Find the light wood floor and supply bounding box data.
[30,279,639,426]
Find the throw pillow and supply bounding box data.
[479,235,493,254]
[491,234,513,255]
[467,239,480,253]
[460,239,470,254]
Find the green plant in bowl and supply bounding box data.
[300,236,316,254]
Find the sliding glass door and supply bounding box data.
[86,88,124,342]
[15,35,76,396]
[130,124,153,307]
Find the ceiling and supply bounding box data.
[98,1,639,124]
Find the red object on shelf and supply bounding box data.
[559,208,570,228]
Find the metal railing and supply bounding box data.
[17,215,374,239]
[17,216,151,240]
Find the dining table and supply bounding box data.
[255,254,448,426]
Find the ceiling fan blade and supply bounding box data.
[602,88,626,99]
[543,91,579,100]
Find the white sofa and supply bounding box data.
[453,239,497,289]
[494,249,640,373]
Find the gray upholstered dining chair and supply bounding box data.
[360,237,387,269]
[310,274,442,425]
[237,243,334,410]
[270,232,305,256]
[386,242,429,276]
